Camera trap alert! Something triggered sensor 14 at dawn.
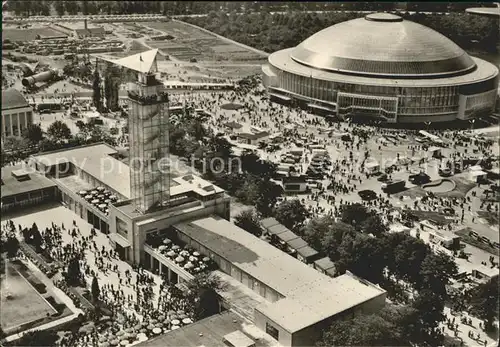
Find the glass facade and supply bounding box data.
[128,75,170,214]
[265,64,498,121]
[464,90,497,118]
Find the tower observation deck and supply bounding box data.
[99,49,170,213]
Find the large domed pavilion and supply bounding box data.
[262,13,498,123]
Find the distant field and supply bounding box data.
[0,263,57,332]
[142,21,265,62]
[2,28,66,42]
[127,40,151,55]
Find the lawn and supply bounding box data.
[126,40,151,55]
[477,210,499,226]
[142,21,264,62]
[395,175,476,200]
[455,228,499,255]
[2,28,66,42]
[0,262,57,333]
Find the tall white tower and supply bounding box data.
[105,49,170,213]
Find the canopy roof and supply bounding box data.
[99,49,158,74]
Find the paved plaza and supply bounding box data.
[2,204,163,321]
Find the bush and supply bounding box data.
[32,282,47,294]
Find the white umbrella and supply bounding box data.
[171,245,180,250]
[184,262,194,269]
[79,190,87,195]
[189,256,197,262]
[167,250,176,257]
[158,245,167,251]
[193,252,200,257]
[171,325,180,330]
[136,333,147,342]
[120,340,129,346]
[171,319,180,325]
[182,318,192,324]
[180,250,189,256]
[162,239,171,245]
[152,328,162,335]
[175,256,184,263]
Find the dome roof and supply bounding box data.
[291,13,476,78]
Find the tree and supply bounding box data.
[23,124,44,144]
[64,0,80,15]
[211,136,233,159]
[91,276,100,302]
[234,210,262,237]
[47,121,72,143]
[317,312,406,347]
[467,275,499,330]
[361,214,387,237]
[303,216,336,252]
[54,1,65,15]
[3,136,30,152]
[418,251,458,297]
[92,70,102,111]
[13,330,59,347]
[337,234,387,283]
[5,235,19,258]
[411,290,445,346]
[274,199,309,232]
[26,222,43,251]
[254,178,283,217]
[319,221,356,261]
[66,257,82,286]
[185,273,224,320]
[340,203,372,228]
[382,232,430,285]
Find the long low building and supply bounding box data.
[262,13,499,124]
[172,216,387,347]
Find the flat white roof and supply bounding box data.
[31,144,225,201]
[171,175,224,197]
[32,143,131,199]
[176,216,386,334]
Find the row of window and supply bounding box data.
[271,68,497,115]
[465,90,497,111]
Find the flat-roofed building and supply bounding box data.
[138,310,276,347]
[172,216,386,347]
[1,164,57,213]
[1,89,33,138]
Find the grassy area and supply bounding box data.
[477,210,499,226]
[396,175,476,200]
[2,28,66,42]
[455,228,499,255]
[142,21,264,62]
[127,40,150,55]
